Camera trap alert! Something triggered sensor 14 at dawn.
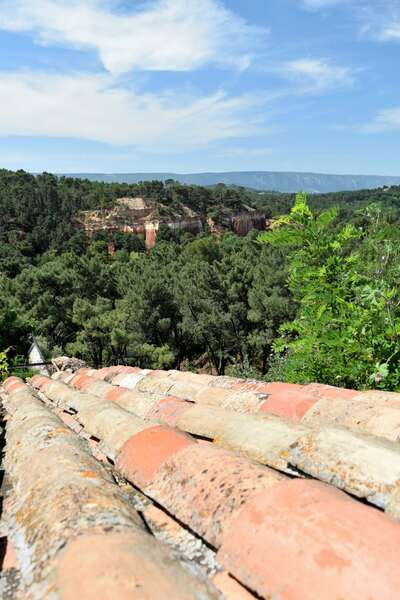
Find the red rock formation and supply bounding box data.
[107,240,115,256]
[76,197,267,249]
[145,223,158,249]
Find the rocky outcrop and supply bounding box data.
[144,218,203,248]
[76,197,267,249]
[231,212,266,235]
[75,197,151,243]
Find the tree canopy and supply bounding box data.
[1,169,399,389]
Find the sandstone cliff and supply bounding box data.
[76,197,266,249]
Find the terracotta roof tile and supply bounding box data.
[1,379,218,599]
[116,425,195,488]
[90,367,400,441]
[218,479,400,600]
[3,367,400,598]
[60,368,400,503]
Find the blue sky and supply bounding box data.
[0,0,399,174]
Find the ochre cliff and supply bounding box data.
[76,197,266,249]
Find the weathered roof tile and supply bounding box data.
[4,367,400,598]
[2,380,218,599]
[218,478,400,600]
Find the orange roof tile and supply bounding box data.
[3,367,400,598]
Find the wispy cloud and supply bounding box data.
[380,22,400,40]
[281,58,354,92]
[363,106,400,132]
[301,0,347,8]
[300,0,400,44]
[0,0,266,75]
[0,71,266,148]
[0,2,365,158]
[362,4,400,42]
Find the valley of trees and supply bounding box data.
[0,168,399,390]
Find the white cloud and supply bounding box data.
[364,107,400,132]
[282,58,354,92]
[344,1,400,42]
[0,0,265,75]
[381,22,400,40]
[368,6,400,42]
[0,70,265,148]
[300,0,400,43]
[301,0,347,8]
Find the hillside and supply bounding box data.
[66,170,400,193]
[1,168,400,390]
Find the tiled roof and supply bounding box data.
[2,367,400,598]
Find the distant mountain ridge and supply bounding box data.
[64,171,400,194]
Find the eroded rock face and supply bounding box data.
[75,197,152,242]
[231,213,266,235]
[207,213,267,237]
[144,218,203,248]
[76,197,267,249]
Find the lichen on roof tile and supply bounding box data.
[3,367,400,599]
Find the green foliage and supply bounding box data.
[0,347,10,381]
[0,274,31,362]
[8,355,39,381]
[132,343,175,370]
[1,168,400,388]
[259,193,400,390]
[225,357,260,380]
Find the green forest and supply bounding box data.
[1,168,400,390]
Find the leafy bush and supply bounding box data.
[259,193,400,390]
[0,347,9,381]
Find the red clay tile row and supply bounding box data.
[31,376,288,548]
[56,370,400,513]
[36,386,256,599]
[140,504,255,600]
[29,374,400,599]
[73,366,400,441]
[82,367,359,420]
[218,478,400,600]
[1,378,219,600]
